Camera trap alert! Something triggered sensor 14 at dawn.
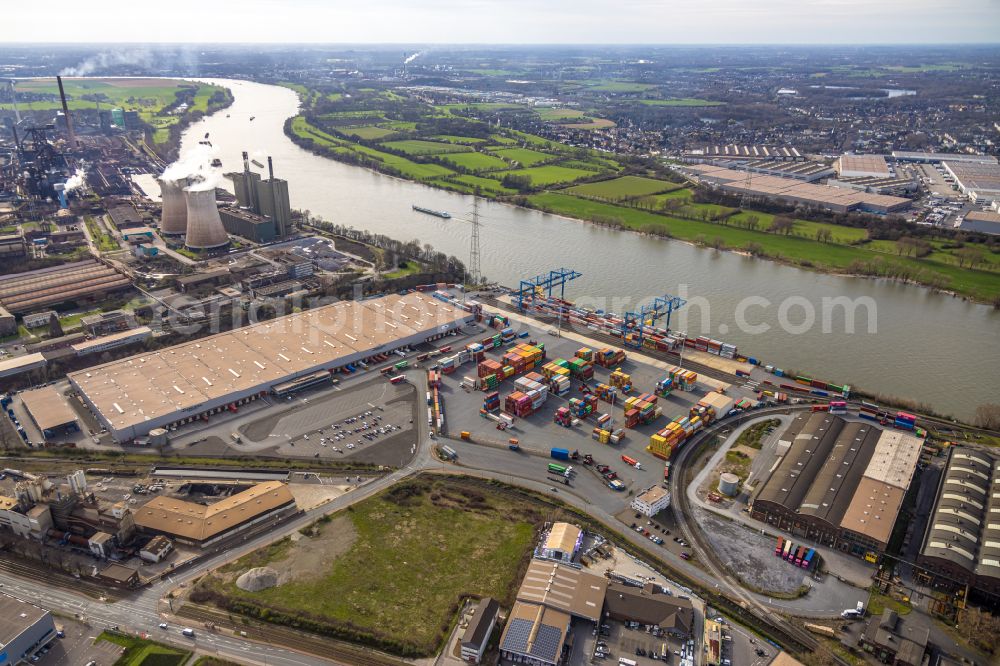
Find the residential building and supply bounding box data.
[461,597,499,664]
[631,486,671,517]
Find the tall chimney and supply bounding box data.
[243,151,250,174]
[268,156,280,237]
[56,76,76,148]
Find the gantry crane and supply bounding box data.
[621,294,687,348]
[515,268,582,311]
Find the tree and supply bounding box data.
[956,246,986,269]
[815,228,833,243]
[48,313,63,339]
[974,403,1000,430]
[955,607,1000,654]
[769,216,794,235]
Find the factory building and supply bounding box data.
[0,594,57,666]
[219,207,277,243]
[942,161,1000,203]
[751,414,922,558]
[687,164,910,214]
[68,292,474,442]
[958,211,1000,236]
[133,481,297,547]
[20,386,78,437]
[538,522,583,562]
[0,354,46,380]
[0,260,131,315]
[836,154,892,179]
[891,151,998,165]
[685,145,803,161]
[70,326,152,357]
[732,159,836,182]
[916,447,1000,602]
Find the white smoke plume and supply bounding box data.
[161,143,221,193]
[63,168,87,192]
[404,52,423,64]
[59,48,154,77]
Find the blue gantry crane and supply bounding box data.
[515,268,582,310]
[621,294,687,348]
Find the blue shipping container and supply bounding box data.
[551,447,570,461]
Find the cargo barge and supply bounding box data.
[412,205,451,219]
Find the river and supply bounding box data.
[177,78,999,421]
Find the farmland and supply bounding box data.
[492,147,556,166]
[566,175,683,200]
[193,477,538,656]
[499,164,600,187]
[381,139,472,155]
[439,151,510,172]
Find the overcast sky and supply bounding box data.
[8,0,1000,44]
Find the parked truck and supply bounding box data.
[550,447,570,461]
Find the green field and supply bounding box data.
[97,632,191,666]
[536,107,586,121]
[380,139,471,156]
[565,176,676,200]
[586,81,658,92]
[501,165,597,187]
[439,151,509,172]
[85,215,119,252]
[342,125,398,140]
[528,192,1000,301]
[430,134,489,144]
[436,174,516,195]
[198,478,537,655]
[383,260,422,278]
[493,147,554,167]
[639,98,725,107]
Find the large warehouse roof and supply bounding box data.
[20,386,77,432]
[68,293,469,434]
[0,593,50,647]
[0,260,131,314]
[516,560,607,622]
[134,480,295,542]
[920,447,1000,581]
[500,601,570,665]
[753,414,922,543]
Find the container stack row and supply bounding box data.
[609,369,632,392]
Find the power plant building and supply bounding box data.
[158,177,190,235]
[183,187,229,250]
[68,292,473,442]
[750,413,922,558]
[219,208,277,243]
[225,154,292,240]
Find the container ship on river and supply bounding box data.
[412,205,451,219]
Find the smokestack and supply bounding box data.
[268,156,280,236]
[158,177,190,235]
[243,151,250,174]
[56,76,76,148]
[183,186,229,249]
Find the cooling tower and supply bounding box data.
[183,187,229,249]
[158,177,190,235]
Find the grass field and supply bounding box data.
[342,126,398,140]
[566,176,677,200]
[437,174,516,195]
[586,81,658,92]
[527,192,1000,300]
[199,477,538,655]
[97,632,191,666]
[430,134,488,144]
[383,260,422,278]
[639,98,725,107]
[536,107,586,121]
[493,147,554,167]
[501,165,598,187]
[380,139,471,156]
[84,215,119,252]
[439,151,509,172]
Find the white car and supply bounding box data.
[159,623,168,629]
[347,443,355,449]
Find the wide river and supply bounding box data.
[178,79,998,421]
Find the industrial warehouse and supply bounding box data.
[0,259,131,314]
[684,164,911,214]
[132,481,297,547]
[916,447,1000,602]
[68,292,474,442]
[750,413,923,558]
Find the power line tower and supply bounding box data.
[468,197,482,287]
[739,166,753,209]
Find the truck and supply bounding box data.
[548,462,571,476]
[608,479,625,491]
[389,375,407,384]
[508,439,520,451]
[550,447,570,461]
[621,455,643,470]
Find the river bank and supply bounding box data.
[283,113,1000,305]
[180,77,1000,421]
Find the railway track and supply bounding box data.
[0,551,120,600]
[177,603,411,666]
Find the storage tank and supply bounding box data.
[158,177,189,235]
[718,472,740,497]
[183,186,229,249]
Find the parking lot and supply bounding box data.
[566,619,692,666]
[33,618,124,666]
